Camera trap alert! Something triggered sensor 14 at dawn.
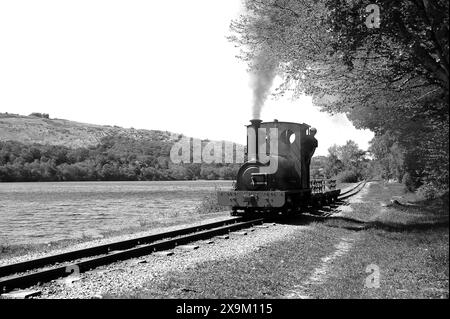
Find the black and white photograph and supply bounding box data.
[0,0,448,307]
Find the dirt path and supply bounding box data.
[284,183,377,299]
[285,234,359,298]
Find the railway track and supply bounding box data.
[0,217,263,294]
[305,181,367,218]
[338,181,367,200]
[0,181,367,296]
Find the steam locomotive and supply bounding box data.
[217,119,340,215]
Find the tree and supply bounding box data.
[231,0,448,123]
[337,140,367,171]
[369,133,406,181]
[324,146,344,178]
[323,141,368,179]
[230,0,449,188]
[29,112,50,119]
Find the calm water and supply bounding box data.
[0,181,233,245]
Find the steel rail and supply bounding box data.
[0,218,263,293]
[338,181,365,196]
[0,216,243,279]
[338,181,367,200]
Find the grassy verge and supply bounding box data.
[304,224,448,298]
[311,182,449,298]
[116,181,448,299]
[194,187,230,215]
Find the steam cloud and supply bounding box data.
[250,49,278,119]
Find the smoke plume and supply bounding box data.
[250,49,278,119]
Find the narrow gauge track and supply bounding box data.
[308,181,368,218]
[338,181,367,200]
[0,181,366,295]
[0,218,263,293]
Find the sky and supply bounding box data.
[0,0,374,156]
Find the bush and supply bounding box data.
[195,192,222,214]
[416,182,439,200]
[402,172,416,192]
[336,170,360,183]
[29,112,49,119]
[0,235,10,253]
[194,186,228,214]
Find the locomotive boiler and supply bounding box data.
[217,119,340,215]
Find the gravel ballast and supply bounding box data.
[33,222,311,298]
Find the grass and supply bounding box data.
[0,238,12,255]
[0,113,178,148]
[0,209,230,261]
[327,182,449,231]
[0,186,234,260]
[314,182,448,298]
[114,181,448,299]
[194,186,230,215]
[303,225,448,298]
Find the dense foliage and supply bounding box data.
[311,140,372,182]
[230,0,449,191]
[0,137,240,182]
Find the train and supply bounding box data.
[217,119,340,216]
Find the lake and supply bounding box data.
[0,181,233,245]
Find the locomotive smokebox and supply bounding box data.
[248,119,263,162]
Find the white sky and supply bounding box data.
[0,0,373,156]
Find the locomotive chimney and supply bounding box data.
[248,119,262,162]
[250,119,262,128]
